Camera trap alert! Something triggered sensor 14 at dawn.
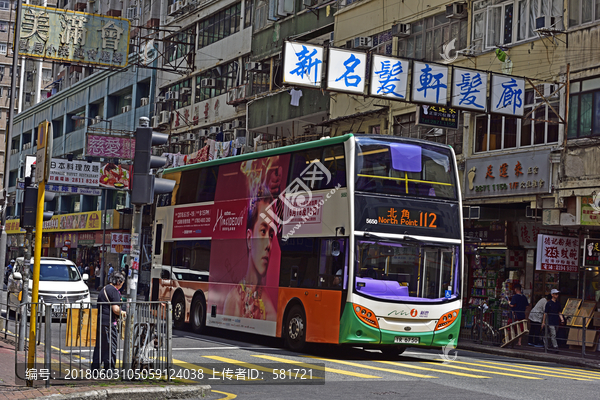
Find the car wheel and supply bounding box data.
[190,296,206,334]
[284,305,306,352]
[172,294,186,330]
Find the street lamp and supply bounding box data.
[70,115,112,288]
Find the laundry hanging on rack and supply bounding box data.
[289,89,303,106]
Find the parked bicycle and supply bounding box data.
[470,303,501,344]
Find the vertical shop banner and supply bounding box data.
[370,55,409,100]
[536,234,580,272]
[111,233,131,253]
[451,68,488,112]
[490,74,525,116]
[583,238,600,267]
[282,41,324,88]
[411,61,449,105]
[172,204,213,239]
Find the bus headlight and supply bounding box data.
[353,304,379,329]
[435,309,459,331]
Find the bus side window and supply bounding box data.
[196,166,218,203]
[318,239,346,289]
[162,242,172,266]
[154,224,163,255]
[177,169,201,204]
[321,145,347,190]
[280,238,318,288]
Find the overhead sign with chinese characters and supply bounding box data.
[283,41,323,88]
[111,232,131,254]
[580,196,600,226]
[86,134,135,159]
[327,48,367,94]
[370,55,409,100]
[451,68,488,112]
[464,150,551,199]
[48,158,101,187]
[411,61,448,105]
[490,74,525,116]
[45,184,102,196]
[18,5,130,68]
[536,234,580,273]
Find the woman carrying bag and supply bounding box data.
[92,272,126,370]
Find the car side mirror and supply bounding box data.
[12,272,22,281]
[82,273,89,281]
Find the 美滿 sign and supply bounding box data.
[464,150,551,199]
[536,234,579,272]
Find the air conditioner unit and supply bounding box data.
[209,126,220,134]
[152,116,160,128]
[391,23,410,37]
[170,135,179,144]
[180,87,192,95]
[302,0,312,6]
[446,3,467,19]
[168,1,180,16]
[160,110,170,125]
[201,78,216,88]
[126,6,138,20]
[156,96,166,103]
[234,128,246,138]
[121,105,131,113]
[222,123,234,131]
[353,36,372,49]
[232,120,243,128]
[183,133,197,141]
[198,129,210,136]
[165,91,180,101]
[140,97,149,106]
[245,62,263,72]
[23,143,31,150]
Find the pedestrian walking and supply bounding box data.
[541,289,564,353]
[528,294,549,347]
[95,265,101,290]
[509,283,529,346]
[91,272,126,370]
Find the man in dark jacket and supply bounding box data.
[541,289,564,353]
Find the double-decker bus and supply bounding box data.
[150,134,463,354]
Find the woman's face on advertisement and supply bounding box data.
[249,200,275,276]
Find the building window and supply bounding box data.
[244,0,253,28]
[475,89,558,152]
[473,0,563,51]
[372,30,393,55]
[398,13,467,62]
[0,2,9,11]
[198,2,241,49]
[0,21,8,32]
[568,77,600,138]
[0,44,7,55]
[393,113,463,154]
[195,61,238,102]
[166,26,195,63]
[42,69,52,81]
[167,78,192,109]
[569,0,600,27]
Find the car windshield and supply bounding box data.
[34,264,81,282]
[355,239,460,302]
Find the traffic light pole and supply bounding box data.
[17,228,32,352]
[123,203,142,371]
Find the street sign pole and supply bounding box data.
[26,121,50,386]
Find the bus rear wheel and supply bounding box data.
[190,296,206,334]
[172,294,186,330]
[284,305,306,352]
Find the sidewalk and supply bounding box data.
[458,338,600,370]
[0,335,210,399]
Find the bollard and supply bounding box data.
[582,317,586,358]
[44,304,51,388]
[167,302,172,383]
[544,322,548,353]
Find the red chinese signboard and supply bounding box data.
[172,205,213,239]
[536,234,580,273]
[87,134,135,159]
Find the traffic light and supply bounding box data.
[20,179,55,228]
[131,127,176,205]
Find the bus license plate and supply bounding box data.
[394,336,419,344]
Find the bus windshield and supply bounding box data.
[355,137,457,200]
[355,239,459,302]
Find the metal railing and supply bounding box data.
[5,299,171,386]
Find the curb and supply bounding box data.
[35,385,211,400]
[458,342,600,370]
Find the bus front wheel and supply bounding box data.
[284,305,306,352]
[190,296,206,334]
[172,294,186,330]
[381,346,407,357]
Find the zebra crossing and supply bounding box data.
[169,351,600,383]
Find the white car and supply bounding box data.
[7,257,91,318]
